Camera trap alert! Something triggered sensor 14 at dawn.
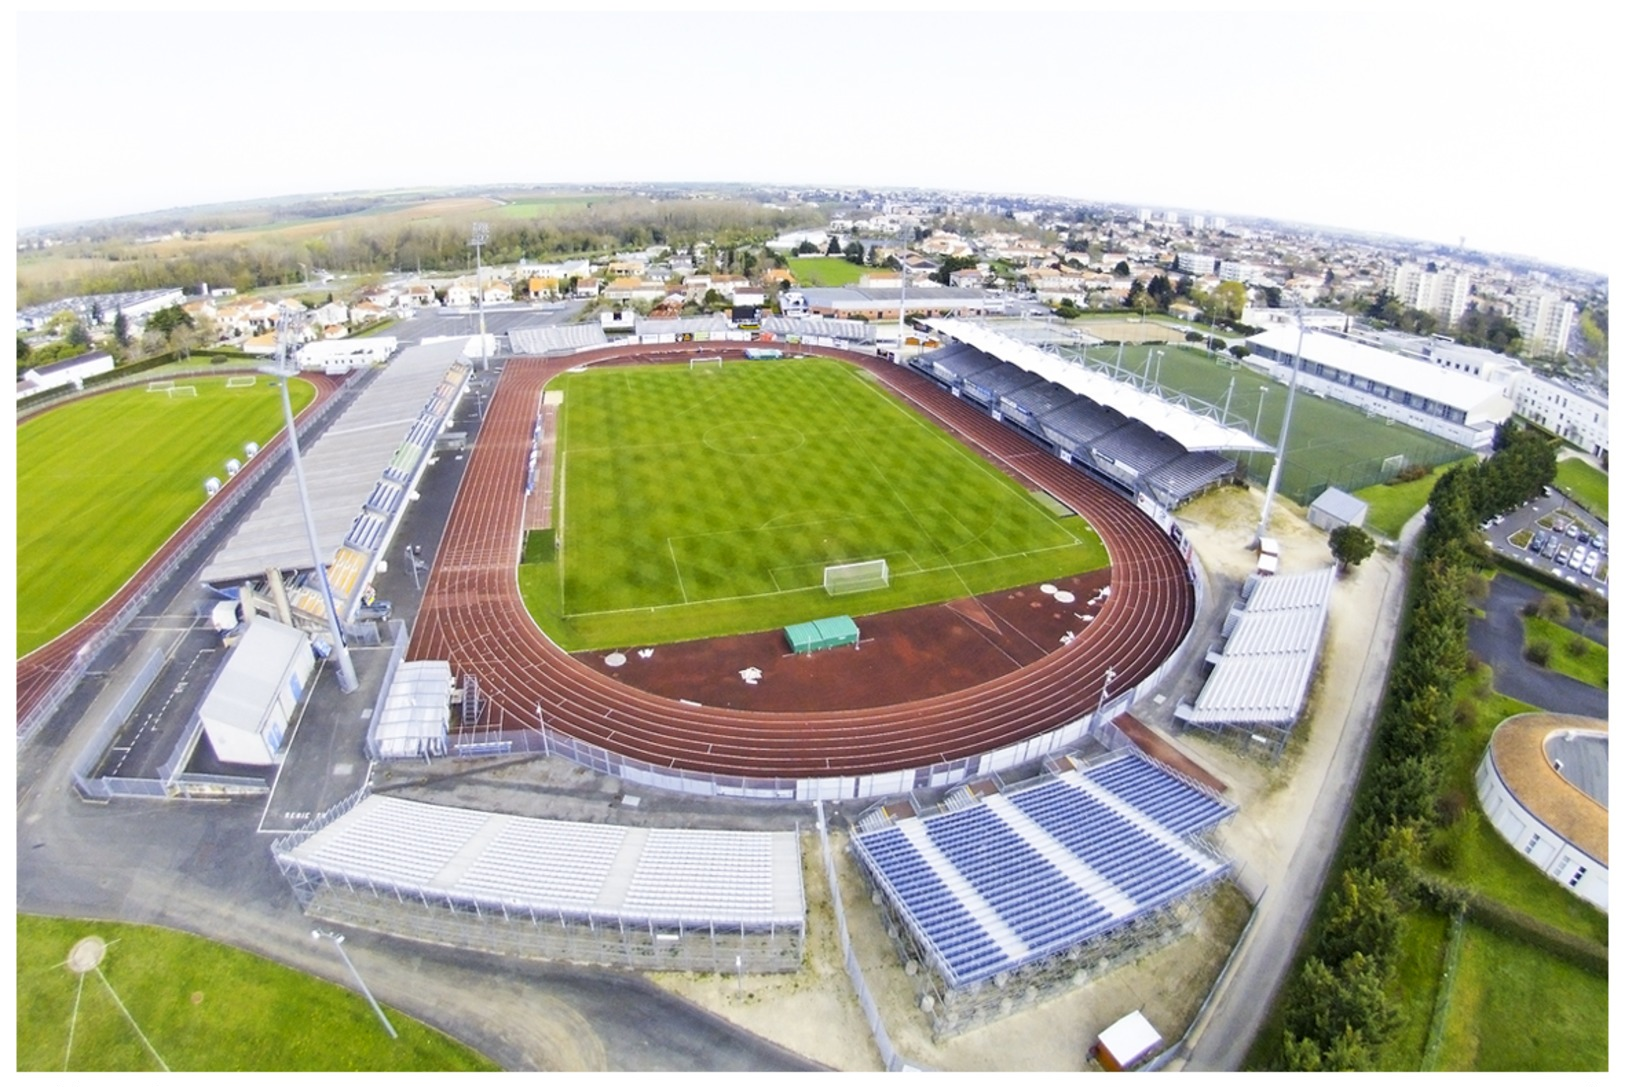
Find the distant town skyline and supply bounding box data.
[15,9,1612,275]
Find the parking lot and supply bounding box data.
[1482,486,1608,596]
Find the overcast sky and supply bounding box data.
[13,7,1615,273]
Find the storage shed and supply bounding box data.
[199,618,314,766]
[366,659,453,760]
[784,616,860,654]
[1095,1009,1163,1071]
[1307,486,1368,532]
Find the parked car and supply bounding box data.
[1594,534,1607,552]
[1558,546,1573,566]
[1583,553,1600,577]
[1567,523,1580,538]
[1569,548,1586,570]
[1532,530,1549,552]
[1545,538,1563,559]
[1577,530,1590,545]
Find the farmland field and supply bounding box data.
[16,376,314,656]
[518,358,1108,650]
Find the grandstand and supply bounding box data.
[760,314,874,344]
[273,792,806,973]
[850,752,1232,1037]
[1174,565,1337,753]
[507,323,609,355]
[200,340,471,627]
[908,320,1267,509]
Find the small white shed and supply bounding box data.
[1095,1009,1163,1071]
[367,660,453,760]
[199,618,314,766]
[1308,486,1369,532]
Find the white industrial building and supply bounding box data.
[198,618,314,766]
[1511,373,1607,460]
[15,350,115,401]
[1245,326,1514,449]
[1475,714,1607,912]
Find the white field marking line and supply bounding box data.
[667,537,691,604]
[556,449,568,606]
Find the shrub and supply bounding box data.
[1567,635,1588,657]
[1535,593,1570,623]
[1524,642,1551,667]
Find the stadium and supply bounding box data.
[20,312,1348,1055]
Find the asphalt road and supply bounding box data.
[1468,575,1608,717]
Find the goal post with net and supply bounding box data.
[689,356,723,372]
[823,558,889,596]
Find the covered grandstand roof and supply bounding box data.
[926,318,1269,454]
[851,754,1232,988]
[1175,566,1336,729]
[760,314,874,342]
[201,339,468,585]
[367,660,452,760]
[281,794,805,927]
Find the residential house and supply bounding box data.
[399,282,438,308]
[482,280,513,304]
[948,268,985,289]
[310,301,349,327]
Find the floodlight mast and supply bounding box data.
[1252,307,1307,549]
[471,221,490,372]
[264,311,358,693]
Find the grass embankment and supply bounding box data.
[1354,458,1475,539]
[16,376,315,656]
[1521,615,1608,686]
[519,358,1107,650]
[16,915,499,1072]
[1553,457,1608,520]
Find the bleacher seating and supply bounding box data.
[999,380,1077,434]
[1142,451,1236,506]
[507,324,609,355]
[1089,422,1185,476]
[961,361,1041,406]
[851,758,1232,988]
[1039,398,1126,446]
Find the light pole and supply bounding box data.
[312,929,397,1038]
[470,221,490,372]
[1253,309,1306,549]
[262,313,357,693]
[1254,386,1270,438]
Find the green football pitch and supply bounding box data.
[16,376,314,657]
[518,358,1108,650]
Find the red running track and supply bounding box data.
[15,372,348,732]
[411,346,1195,779]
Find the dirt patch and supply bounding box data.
[573,569,1112,712]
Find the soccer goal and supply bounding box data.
[226,375,257,388]
[146,379,176,393]
[167,385,198,398]
[823,558,889,596]
[689,356,723,373]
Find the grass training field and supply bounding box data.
[518,358,1108,650]
[16,915,498,1072]
[785,255,869,287]
[16,376,314,657]
[1059,343,1466,503]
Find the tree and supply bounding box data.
[1229,344,1251,361]
[796,239,817,255]
[16,334,30,365]
[826,235,842,257]
[843,241,864,265]
[1112,260,1131,277]
[65,322,92,349]
[1328,524,1375,572]
[112,311,130,347]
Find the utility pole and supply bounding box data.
[262,312,357,692]
[312,930,396,1038]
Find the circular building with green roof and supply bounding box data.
[1475,713,1607,912]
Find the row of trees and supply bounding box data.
[17,198,821,308]
[1361,290,1525,355]
[1274,422,1556,1070]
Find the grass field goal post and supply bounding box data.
[689,355,723,372]
[823,558,889,596]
